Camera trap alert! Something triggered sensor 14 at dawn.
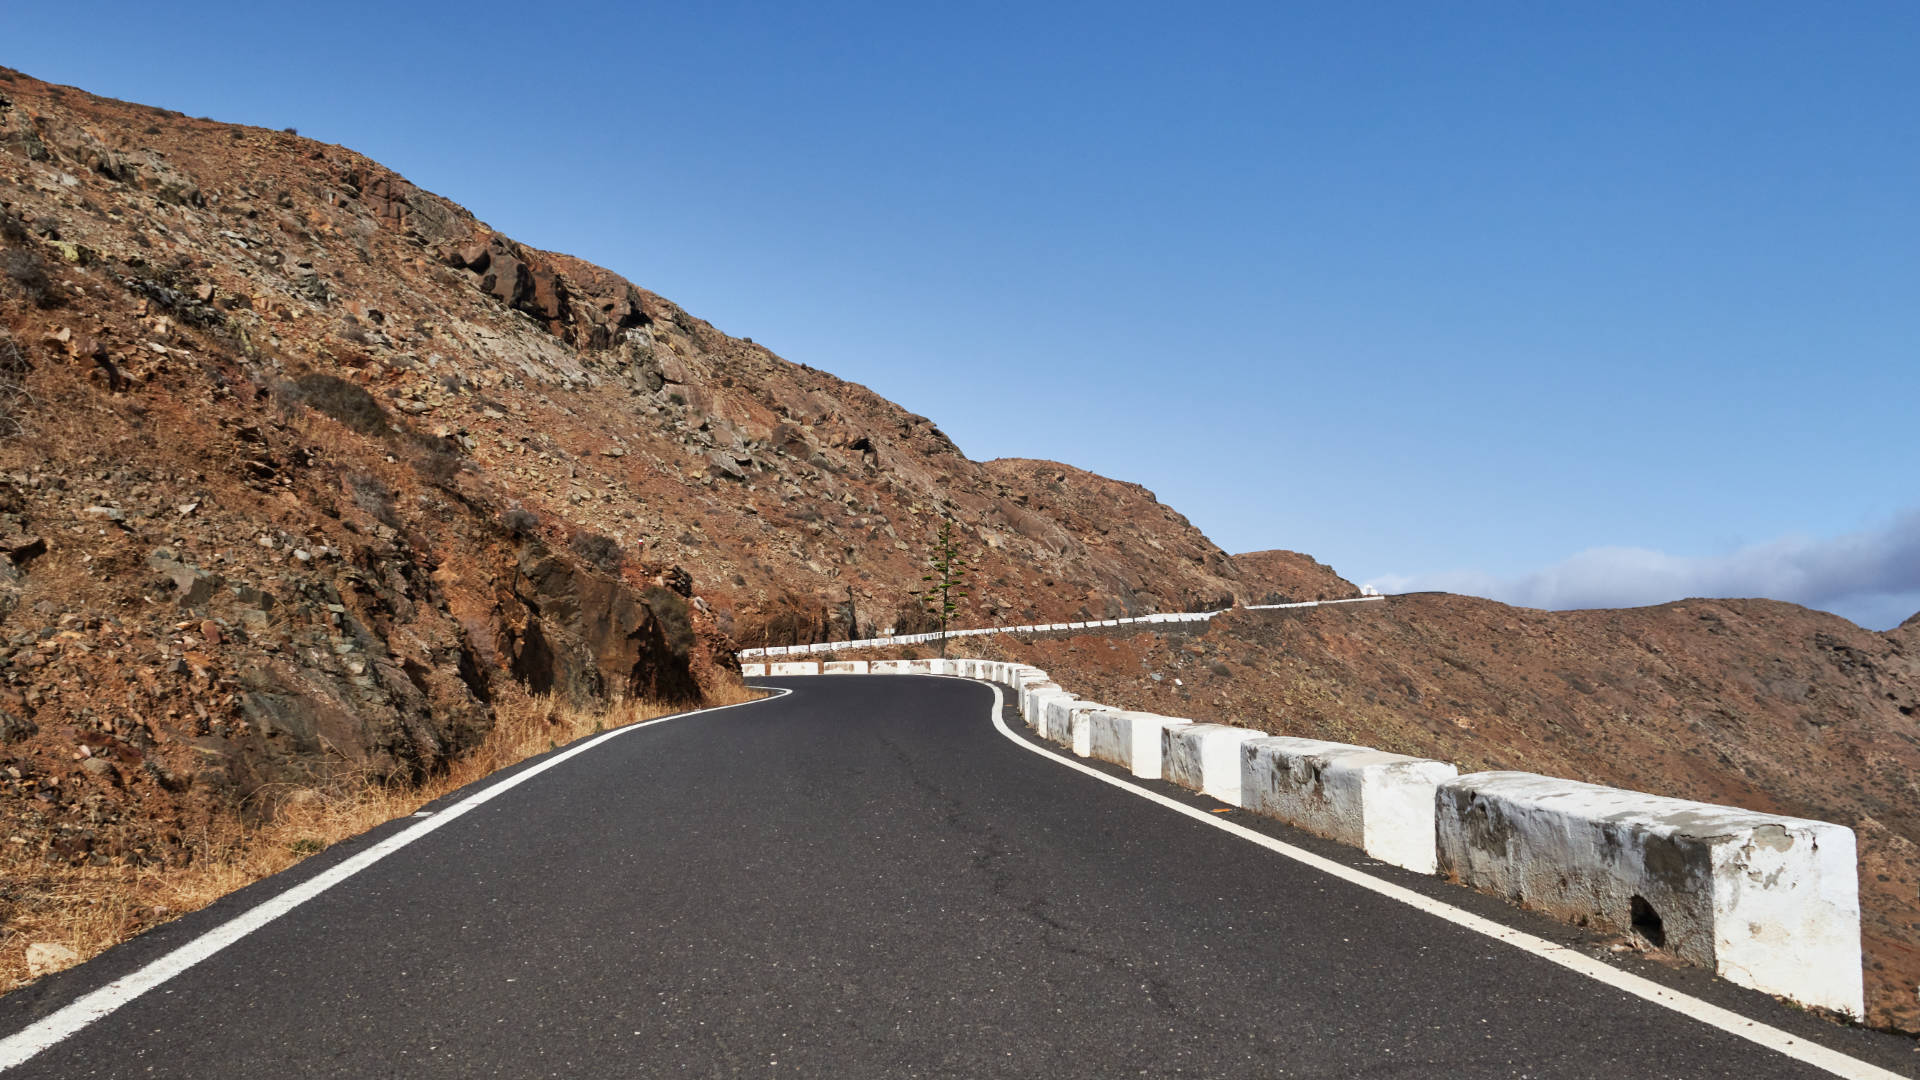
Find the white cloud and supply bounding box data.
[1366,509,1920,631]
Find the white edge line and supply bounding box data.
[968,678,1905,1080]
[0,688,794,1073]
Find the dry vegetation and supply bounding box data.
[0,679,762,989]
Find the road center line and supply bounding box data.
[0,689,791,1073]
[975,679,1904,1080]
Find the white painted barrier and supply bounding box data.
[1240,738,1458,874]
[1162,724,1269,806]
[769,661,819,676]
[1025,686,1071,735]
[740,663,766,677]
[822,660,870,674]
[1436,772,1863,1017]
[870,660,913,674]
[1037,695,1076,746]
[1038,698,1101,755]
[1088,709,1191,779]
[736,597,1394,659]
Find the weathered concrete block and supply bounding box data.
[870,659,913,674]
[822,660,869,675]
[739,663,766,678]
[1088,710,1191,779]
[769,661,818,676]
[1067,703,1100,757]
[1036,697,1101,753]
[1012,667,1051,691]
[1026,686,1071,734]
[1038,695,1075,745]
[1437,771,1863,1017]
[1162,724,1268,806]
[1240,738,1457,874]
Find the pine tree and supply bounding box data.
[911,509,969,657]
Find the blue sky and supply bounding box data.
[10,3,1918,627]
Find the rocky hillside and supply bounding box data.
[972,595,1920,1032]
[1231,549,1356,603]
[0,69,1259,881]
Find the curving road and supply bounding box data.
[0,675,1909,1078]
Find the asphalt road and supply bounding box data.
[0,675,1910,1078]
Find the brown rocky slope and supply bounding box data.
[1230,548,1356,603]
[0,65,1266,971]
[970,594,1920,1033]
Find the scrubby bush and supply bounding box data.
[289,373,389,436]
[643,586,695,657]
[2,249,57,308]
[736,590,834,648]
[347,473,400,527]
[0,330,28,439]
[568,531,624,573]
[890,596,940,636]
[503,507,540,539]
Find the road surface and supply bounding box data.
[0,675,1909,1078]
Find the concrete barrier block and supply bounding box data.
[1087,710,1192,779]
[1037,695,1075,745]
[1022,684,1065,728]
[905,659,937,674]
[870,659,913,674]
[1162,724,1269,806]
[1024,685,1068,731]
[1067,702,1104,757]
[1035,696,1101,753]
[822,660,870,675]
[1013,667,1051,690]
[769,661,819,676]
[1240,738,1457,874]
[740,663,766,678]
[1436,772,1863,1017]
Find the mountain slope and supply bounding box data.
[0,65,1256,974]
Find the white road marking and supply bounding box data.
[0,689,791,1072]
[979,681,1907,1080]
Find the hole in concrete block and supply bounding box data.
[1630,895,1665,949]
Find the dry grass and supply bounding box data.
[0,678,762,990]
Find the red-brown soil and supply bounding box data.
[1231,549,1357,603]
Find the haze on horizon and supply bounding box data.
[9,2,1916,629]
